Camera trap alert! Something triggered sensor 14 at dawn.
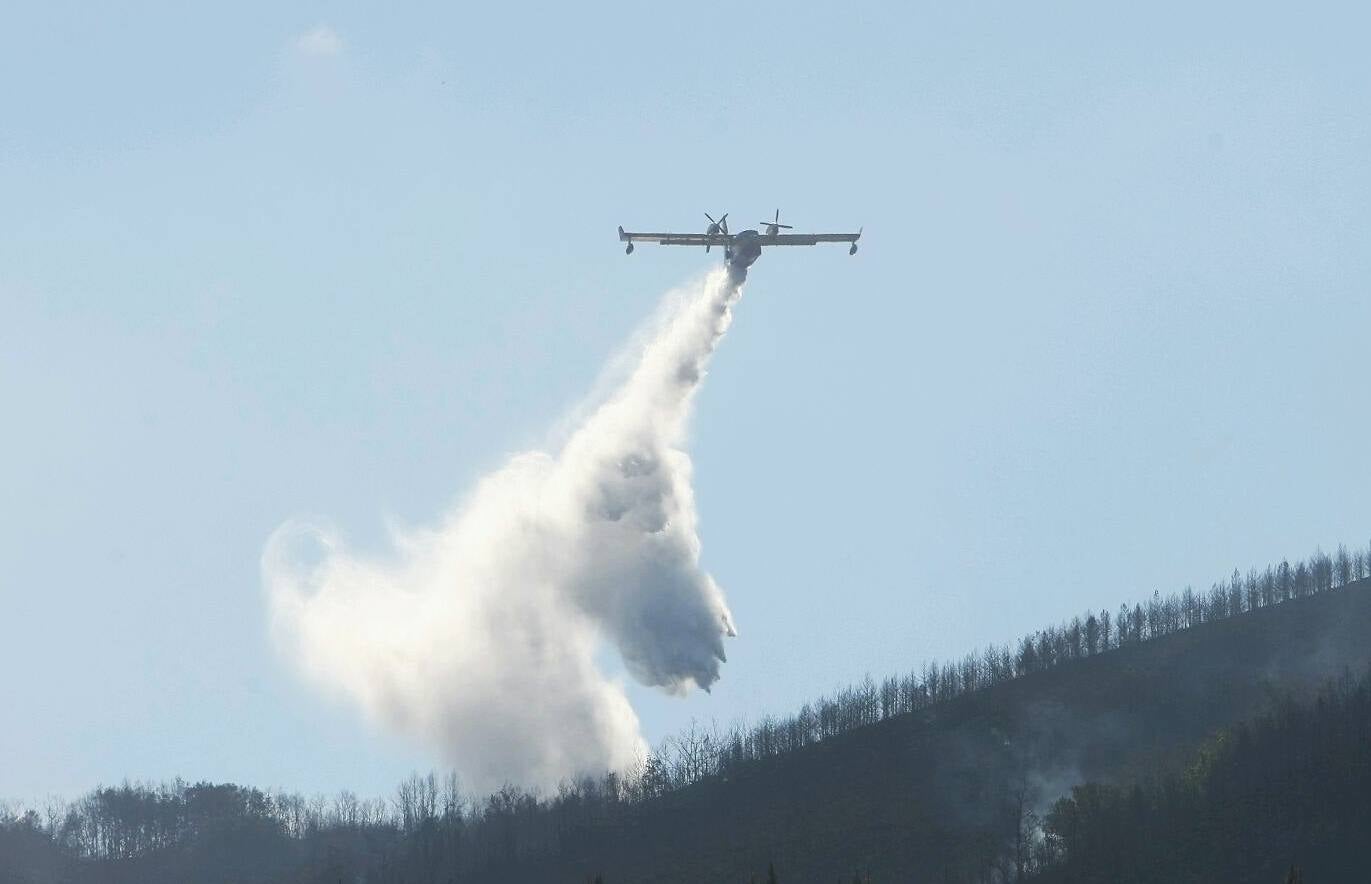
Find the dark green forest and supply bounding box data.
[1028,671,1371,883]
[4,541,1370,883]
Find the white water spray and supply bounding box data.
[262,269,742,791]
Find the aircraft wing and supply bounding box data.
[618,227,731,247]
[761,232,862,245]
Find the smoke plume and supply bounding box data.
[262,270,741,791]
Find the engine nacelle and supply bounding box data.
[849,242,858,255]
[625,242,635,255]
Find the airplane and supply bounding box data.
[618,210,862,278]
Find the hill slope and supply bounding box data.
[5,577,1370,883]
[530,577,1371,882]
[1028,670,1371,883]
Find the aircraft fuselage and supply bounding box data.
[726,230,763,274]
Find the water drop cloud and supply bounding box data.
[263,270,741,791]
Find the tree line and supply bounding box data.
[644,541,1371,785]
[3,539,1368,883]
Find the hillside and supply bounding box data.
[4,569,1370,883]
[528,576,1371,883]
[1028,670,1371,883]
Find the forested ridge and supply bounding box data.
[5,541,1371,883]
[1028,670,1371,883]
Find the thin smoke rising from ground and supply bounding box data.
[262,269,742,791]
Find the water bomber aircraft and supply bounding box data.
[618,210,861,278]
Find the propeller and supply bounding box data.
[704,212,729,252]
[760,209,793,232]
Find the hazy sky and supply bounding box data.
[3,1,1368,801]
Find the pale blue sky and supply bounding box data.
[3,1,1368,800]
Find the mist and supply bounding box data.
[262,269,742,791]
